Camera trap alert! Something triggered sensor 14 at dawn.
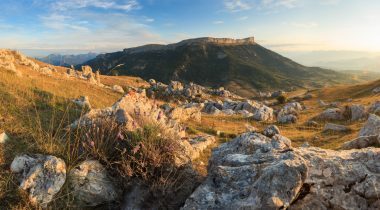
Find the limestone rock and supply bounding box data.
[112,85,125,94]
[323,123,351,133]
[169,103,202,123]
[10,154,66,208]
[368,101,380,114]
[278,113,297,124]
[187,135,216,160]
[183,132,380,210]
[71,91,186,138]
[72,96,91,109]
[349,104,368,121]
[372,87,380,94]
[306,120,319,127]
[359,114,380,137]
[340,135,380,150]
[69,160,119,206]
[315,108,343,121]
[0,132,9,143]
[252,105,274,121]
[263,125,280,137]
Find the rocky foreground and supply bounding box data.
[4,89,380,209]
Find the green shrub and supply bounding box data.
[276,95,287,104]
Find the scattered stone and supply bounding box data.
[72,96,91,109]
[372,87,380,94]
[252,105,274,121]
[323,123,351,133]
[0,132,9,143]
[348,104,368,121]
[186,136,216,160]
[306,120,319,127]
[271,90,285,98]
[368,101,380,114]
[69,160,119,206]
[315,108,343,121]
[278,113,297,124]
[359,114,380,137]
[10,154,66,208]
[112,85,125,94]
[168,103,202,123]
[244,124,258,132]
[340,135,380,150]
[263,125,280,137]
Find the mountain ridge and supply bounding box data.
[82,37,355,96]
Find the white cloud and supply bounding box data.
[224,0,252,12]
[237,16,249,21]
[224,0,300,12]
[52,0,140,11]
[213,20,224,24]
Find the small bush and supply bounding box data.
[276,95,287,104]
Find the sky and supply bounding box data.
[1,0,380,56]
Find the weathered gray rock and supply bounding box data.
[368,101,380,114]
[10,154,66,208]
[372,87,380,94]
[186,135,216,160]
[349,104,368,121]
[359,114,380,137]
[252,105,274,121]
[169,103,202,123]
[72,96,91,109]
[323,123,351,133]
[340,135,380,150]
[69,160,119,206]
[316,108,343,121]
[263,125,280,137]
[278,113,297,124]
[0,132,9,143]
[182,132,380,210]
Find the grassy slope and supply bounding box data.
[0,62,147,209]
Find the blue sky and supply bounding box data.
[1,0,380,56]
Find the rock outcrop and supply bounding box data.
[182,132,380,210]
[263,125,280,137]
[340,135,380,150]
[69,160,119,206]
[359,114,380,137]
[10,154,66,208]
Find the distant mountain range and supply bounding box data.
[81,37,356,96]
[283,51,380,71]
[38,53,98,67]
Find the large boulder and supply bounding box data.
[182,132,380,210]
[359,114,380,137]
[10,154,66,208]
[315,108,343,121]
[71,90,186,138]
[348,104,368,121]
[169,103,202,123]
[252,105,274,122]
[69,160,119,206]
[340,135,380,150]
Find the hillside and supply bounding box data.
[2,49,380,209]
[82,37,355,96]
[38,53,98,67]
